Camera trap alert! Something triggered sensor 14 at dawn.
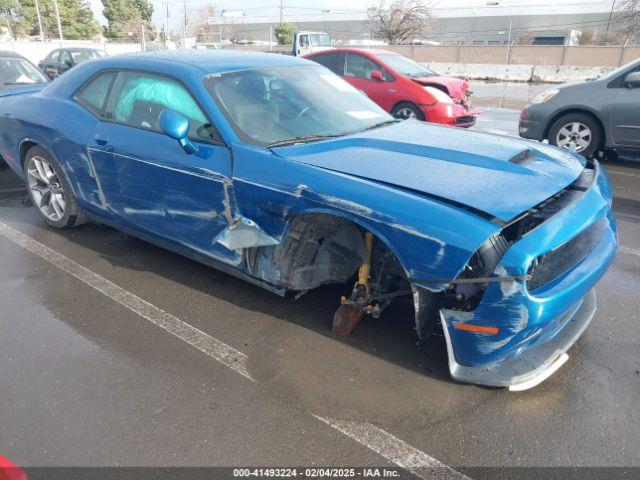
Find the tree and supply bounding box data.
[618,0,640,38]
[1,0,99,40]
[274,22,296,45]
[103,0,154,41]
[368,0,431,45]
[0,0,30,39]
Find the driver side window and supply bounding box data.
[105,71,221,143]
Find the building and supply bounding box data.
[207,0,624,46]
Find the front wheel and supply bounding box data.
[548,113,602,158]
[392,102,425,121]
[24,146,86,229]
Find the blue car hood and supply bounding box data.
[0,82,47,98]
[274,121,584,222]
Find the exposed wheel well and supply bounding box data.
[249,212,411,294]
[19,141,39,168]
[544,109,606,147]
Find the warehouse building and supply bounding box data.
[207,0,625,45]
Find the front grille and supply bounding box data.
[527,216,606,291]
[455,115,476,124]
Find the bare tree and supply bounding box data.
[617,0,639,38]
[368,0,432,45]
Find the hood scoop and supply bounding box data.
[509,149,536,166]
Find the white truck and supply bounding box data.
[292,31,333,56]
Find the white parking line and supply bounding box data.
[619,245,640,257]
[607,170,640,179]
[0,220,253,381]
[313,416,471,480]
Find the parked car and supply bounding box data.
[38,47,106,79]
[0,51,48,169]
[305,48,478,127]
[520,58,640,158]
[0,51,616,390]
[0,50,49,94]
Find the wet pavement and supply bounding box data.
[0,107,639,475]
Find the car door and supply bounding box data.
[343,52,395,110]
[611,69,640,148]
[83,70,234,259]
[41,50,59,79]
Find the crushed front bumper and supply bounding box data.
[432,162,617,389]
[441,289,596,390]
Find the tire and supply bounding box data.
[392,102,425,121]
[24,145,86,229]
[548,113,602,158]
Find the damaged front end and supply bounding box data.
[412,161,617,389]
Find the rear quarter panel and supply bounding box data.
[0,91,109,217]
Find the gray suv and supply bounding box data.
[519,58,640,158]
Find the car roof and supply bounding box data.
[309,48,397,56]
[62,47,102,52]
[101,49,309,74]
[0,50,26,59]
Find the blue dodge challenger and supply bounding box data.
[0,51,617,390]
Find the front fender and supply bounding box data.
[230,143,500,287]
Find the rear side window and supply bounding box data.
[345,53,384,80]
[105,71,220,143]
[310,52,345,75]
[76,71,116,116]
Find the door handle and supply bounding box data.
[93,134,110,146]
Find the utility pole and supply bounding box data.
[165,0,170,46]
[34,0,45,42]
[605,0,617,41]
[141,23,146,51]
[269,25,273,51]
[5,16,15,49]
[506,21,512,65]
[183,0,188,48]
[53,0,64,45]
[279,0,283,24]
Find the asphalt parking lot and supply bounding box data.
[0,95,639,478]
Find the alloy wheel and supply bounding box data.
[27,156,66,222]
[556,122,592,153]
[396,107,417,119]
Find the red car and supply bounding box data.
[304,48,478,127]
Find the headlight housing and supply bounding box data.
[530,89,559,104]
[423,86,454,104]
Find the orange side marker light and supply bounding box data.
[453,322,499,335]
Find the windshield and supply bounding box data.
[596,57,640,82]
[204,65,392,146]
[0,57,48,85]
[377,54,436,78]
[310,34,331,47]
[70,49,106,63]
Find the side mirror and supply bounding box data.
[159,109,199,155]
[624,71,640,88]
[371,70,384,82]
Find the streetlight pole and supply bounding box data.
[34,0,44,42]
[605,0,617,40]
[53,0,64,45]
